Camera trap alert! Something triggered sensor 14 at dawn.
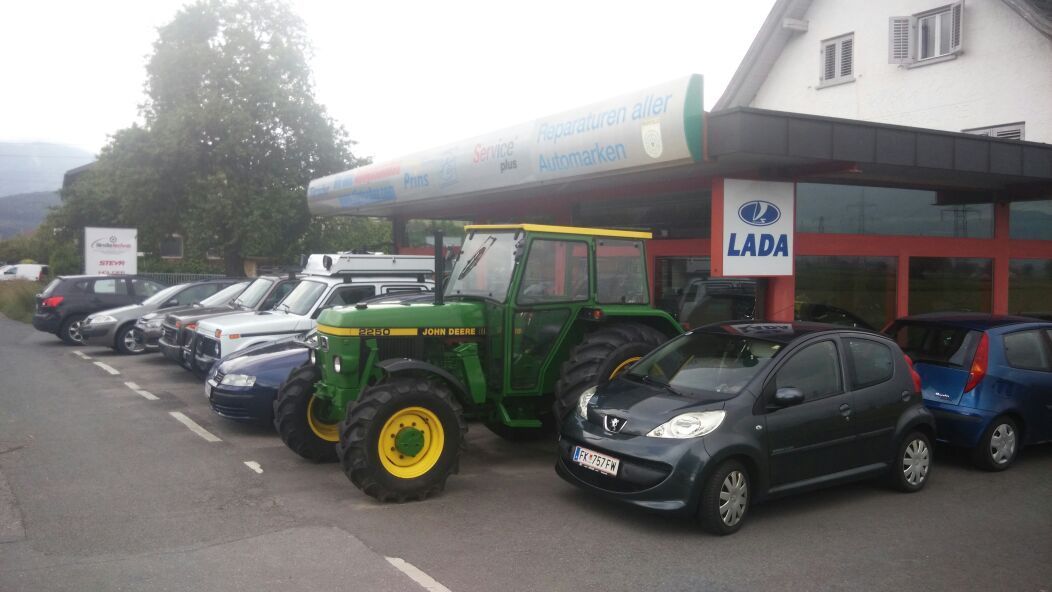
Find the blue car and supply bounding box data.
[886,314,1052,470]
[206,336,308,426]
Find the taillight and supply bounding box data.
[964,332,989,393]
[41,296,64,308]
[904,355,922,393]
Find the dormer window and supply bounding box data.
[889,1,964,66]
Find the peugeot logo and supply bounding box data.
[604,415,627,433]
[738,200,781,226]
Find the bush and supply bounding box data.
[0,280,42,323]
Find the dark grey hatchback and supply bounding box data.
[556,322,935,535]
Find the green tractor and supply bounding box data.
[274,224,682,501]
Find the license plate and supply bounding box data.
[572,445,620,477]
[205,380,216,399]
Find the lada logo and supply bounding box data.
[604,415,627,433]
[738,200,781,227]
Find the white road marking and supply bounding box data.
[243,461,263,474]
[124,381,159,401]
[386,557,452,592]
[73,350,92,360]
[93,361,120,375]
[168,412,222,442]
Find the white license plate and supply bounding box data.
[572,445,620,477]
[205,380,216,399]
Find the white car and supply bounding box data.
[191,254,434,373]
[0,263,49,281]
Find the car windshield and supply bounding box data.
[142,284,184,306]
[444,231,517,302]
[233,278,274,308]
[627,332,784,397]
[199,282,249,307]
[276,280,327,316]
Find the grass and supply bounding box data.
[0,280,41,323]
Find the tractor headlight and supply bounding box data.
[309,350,317,365]
[333,356,342,373]
[577,386,597,419]
[647,411,726,439]
[220,373,256,387]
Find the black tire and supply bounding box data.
[114,323,145,355]
[972,416,1020,471]
[338,376,466,502]
[890,430,932,492]
[58,314,86,345]
[698,460,751,535]
[553,323,667,420]
[273,364,339,463]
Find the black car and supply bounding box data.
[557,322,934,535]
[157,274,300,370]
[32,275,168,344]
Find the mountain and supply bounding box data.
[0,142,94,198]
[0,191,61,239]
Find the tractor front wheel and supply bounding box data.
[339,376,466,502]
[273,364,340,463]
[554,323,668,421]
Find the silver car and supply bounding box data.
[80,280,237,354]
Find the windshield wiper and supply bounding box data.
[624,373,681,396]
[456,236,497,280]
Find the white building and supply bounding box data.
[715,0,1052,143]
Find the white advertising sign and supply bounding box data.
[307,75,704,215]
[722,179,794,277]
[84,227,138,276]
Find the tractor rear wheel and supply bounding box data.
[553,323,668,421]
[339,376,466,502]
[273,364,339,463]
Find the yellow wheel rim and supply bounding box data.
[378,406,445,479]
[307,396,340,442]
[608,356,642,380]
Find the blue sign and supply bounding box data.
[738,200,781,227]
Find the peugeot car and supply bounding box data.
[557,322,934,535]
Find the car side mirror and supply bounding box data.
[164,298,180,308]
[773,387,805,407]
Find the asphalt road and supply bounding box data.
[1,315,1050,592]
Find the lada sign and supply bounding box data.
[722,180,794,277]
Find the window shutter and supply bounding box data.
[839,37,854,77]
[822,43,837,81]
[950,0,964,53]
[888,16,914,64]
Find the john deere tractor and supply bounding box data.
[274,224,682,501]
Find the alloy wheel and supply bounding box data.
[123,330,145,353]
[989,423,1017,465]
[68,320,83,343]
[903,438,930,486]
[719,470,748,526]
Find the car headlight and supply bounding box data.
[90,315,117,324]
[577,386,598,419]
[146,318,163,328]
[333,356,342,373]
[310,349,317,365]
[647,411,726,439]
[220,373,256,387]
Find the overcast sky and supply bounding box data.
[0,0,774,164]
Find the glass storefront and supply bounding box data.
[797,183,993,238]
[908,257,992,314]
[1009,200,1052,240]
[1009,259,1052,317]
[795,256,897,330]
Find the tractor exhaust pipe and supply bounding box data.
[434,229,444,306]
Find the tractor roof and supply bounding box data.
[463,224,651,240]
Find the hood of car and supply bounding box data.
[91,304,143,321]
[217,339,309,385]
[165,305,238,325]
[588,377,730,435]
[197,310,304,337]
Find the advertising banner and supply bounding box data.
[84,227,137,276]
[722,180,794,277]
[307,74,704,215]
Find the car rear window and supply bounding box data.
[40,279,61,296]
[888,322,981,368]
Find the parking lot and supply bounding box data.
[1,315,1050,592]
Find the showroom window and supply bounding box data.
[908,257,992,314]
[1009,259,1052,317]
[1009,200,1052,240]
[797,183,993,238]
[795,256,897,330]
[573,192,710,239]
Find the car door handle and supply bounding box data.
[839,403,852,418]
